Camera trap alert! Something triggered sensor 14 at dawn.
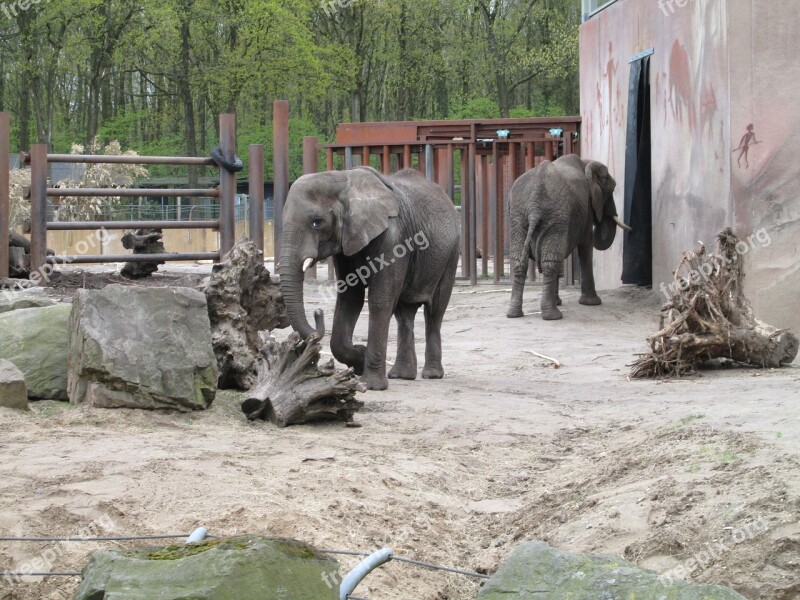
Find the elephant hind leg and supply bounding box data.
[508,222,535,318]
[422,251,458,379]
[540,259,563,320]
[389,302,420,380]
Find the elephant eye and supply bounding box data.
[311,218,325,230]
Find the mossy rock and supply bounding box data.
[0,304,72,400]
[73,535,340,600]
[478,541,746,600]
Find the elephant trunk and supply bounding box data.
[279,243,325,340]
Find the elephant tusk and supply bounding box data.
[614,216,633,232]
[303,258,315,272]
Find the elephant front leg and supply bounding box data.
[361,301,393,391]
[577,243,602,306]
[507,259,528,318]
[540,259,563,320]
[330,284,366,374]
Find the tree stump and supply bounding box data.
[631,228,798,378]
[121,229,166,279]
[204,237,289,389]
[241,332,366,428]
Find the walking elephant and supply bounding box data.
[279,166,460,391]
[506,154,631,320]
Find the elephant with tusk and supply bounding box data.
[507,154,632,321]
[278,166,460,391]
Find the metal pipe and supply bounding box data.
[46,220,219,230]
[0,112,9,278]
[45,154,215,166]
[62,252,219,264]
[425,144,434,181]
[273,100,289,261]
[185,528,208,544]
[249,145,265,252]
[218,113,237,258]
[468,142,477,286]
[47,188,218,198]
[303,137,319,280]
[382,145,390,174]
[459,147,470,280]
[30,144,48,278]
[344,146,353,170]
[493,143,504,283]
[339,548,393,600]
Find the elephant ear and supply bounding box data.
[593,217,617,251]
[585,161,607,223]
[341,167,401,256]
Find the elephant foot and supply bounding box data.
[421,364,444,379]
[507,306,524,318]
[361,371,389,391]
[541,306,563,320]
[579,294,602,306]
[388,364,417,380]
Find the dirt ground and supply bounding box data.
[1,267,798,600]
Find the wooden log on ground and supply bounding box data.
[631,228,798,378]
[121,228,166,279]
[241,332,365,427]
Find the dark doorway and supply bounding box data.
[622,54,652,286]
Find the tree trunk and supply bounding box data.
[120,229,166,279]
[204,238,289,389]
[241,332,365,428]
[178,2,199,189]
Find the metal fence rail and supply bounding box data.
[313,118,581,285]
[0,113,266,275]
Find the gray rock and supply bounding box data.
[68,285,217,411]
[0,288,56,314]
[0,359,28,410]
[478,541,747,600]
[0,304,72,399]
[73,535,340,600]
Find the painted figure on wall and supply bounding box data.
[733,124,759,168]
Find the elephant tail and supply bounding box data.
[524,220,536,262]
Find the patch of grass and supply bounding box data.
[719,449,742,464]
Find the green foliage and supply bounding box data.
[452,98,501,120]
[0,0,580,175]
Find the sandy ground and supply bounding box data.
[0,267,798,600]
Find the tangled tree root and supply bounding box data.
[630,228,798,378]
[241,332,365,427]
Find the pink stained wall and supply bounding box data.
[580,0,799,331]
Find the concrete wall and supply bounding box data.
[45,220,276,262]
[580,0,799,331]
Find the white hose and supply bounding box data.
[339,548,393,600]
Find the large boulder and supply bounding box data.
[0,303,72,400]
[0,288,56,314]
[73,535,340,600]
[478,541,746,600]
[0,359,28,410]
[68,285,217,411]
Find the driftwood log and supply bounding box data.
[204,237,289,389]
[5,231,55,278]
[241,332,365,427]
[121,228,166,279]
[631,228,798,378]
